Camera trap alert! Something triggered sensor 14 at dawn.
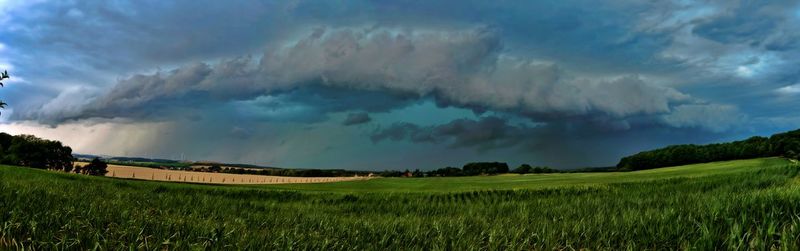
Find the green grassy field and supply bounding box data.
[1,157,799,249]
[264,158,784,193]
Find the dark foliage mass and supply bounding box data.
[617,129,800,170]
[511,164,559,174]
[385,162,559,177]
[427,167,464,177]
[75,157,108,176]
[0,133,73,171]
[463,162,509,175]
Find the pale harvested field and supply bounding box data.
[75,162,371,184]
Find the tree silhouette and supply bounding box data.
[0,133,73,170]
[209,164,222,172]
[512,164,532,174]
[0,70,7,113]
[83,158,109,176]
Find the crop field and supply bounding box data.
[262,158,779,192]
[2,157,800,249]
[76,162,368,184]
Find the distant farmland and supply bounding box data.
[3,157,800,249]
[75,162,370,184]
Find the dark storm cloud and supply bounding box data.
[371,116,533,151]
[19,27,724,132]
[3,0,800,169]
[367,115,734,163]
[233,86,413,124]
[660,104,747,133]
[342,112,372,126]
[692,13,776,46]
[690,1,800,50]
[4,1,294,71]
[0,1,301,121]
[6,1,757,130]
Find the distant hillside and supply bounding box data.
[109,157,181,163]
[74,154,183,164]
[74,154,258,168]
[192,161,278,169]
[617,129,800,170]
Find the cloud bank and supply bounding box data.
[20,27,720,131]
[1,0,798,169]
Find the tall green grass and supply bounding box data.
[1,158,799,249]
[262,158,786,193]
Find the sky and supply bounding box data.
[1,0,799,170]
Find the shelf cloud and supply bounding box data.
[1,1,798,169]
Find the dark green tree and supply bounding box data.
[428,167,463,177]
[531,166,558,173]
[0,134,73,170]
[83,158,108,176]
[617,128,800,170]
[512,164,532,174]
[462,162,509,175]
[209,164,222,172]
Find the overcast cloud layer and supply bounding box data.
[1,0,799,169]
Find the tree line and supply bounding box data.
[0,133,73,171]
[0,133,108,176]
[381,162,560,177]
[617,128,800,170]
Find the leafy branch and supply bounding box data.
[0,70,8,111]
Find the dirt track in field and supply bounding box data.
[76,162,371,184]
